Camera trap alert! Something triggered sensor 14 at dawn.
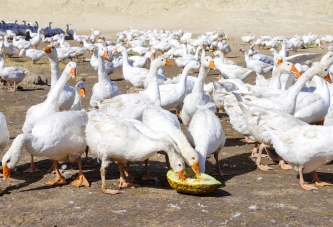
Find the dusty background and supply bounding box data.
[1,1,333,226]
[1,0,333,37]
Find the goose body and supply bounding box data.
[0,50,29,91]
[98,57,171,120]
[181,56,215,125]
[85,110,185,193]
[186,103,226,175]
[0,112,9,152]
[90,46,120,108]
[19,48,45,63]
[22,61,76,133]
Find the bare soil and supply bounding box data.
[0,41,332,227]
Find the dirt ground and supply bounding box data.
[0,39,333,227]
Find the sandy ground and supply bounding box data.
[1,1,333,226]
[0,40,333,226]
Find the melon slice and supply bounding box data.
[167,168,222,195]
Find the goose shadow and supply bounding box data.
[17,87,45,91]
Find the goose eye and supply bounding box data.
[178,164,181,167]
[325,69,328,71]
[6,158,10,163]
[192,157,195,160]
[51,47,54,49]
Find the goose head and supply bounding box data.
[167,147,186,181]
[43,45,58,59]
[76,81,86,98]
[98,46,109,59]
[276,60,301,78]
[201,56,215,69]
[320,52,333,68]
[65,61,77,79]
[150,56,173,69]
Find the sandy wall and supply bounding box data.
[1,0,333,38]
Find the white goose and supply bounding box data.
[0,34,15,57]
[142,106,200,175]
[12,33,30,50]
[90,46,120,108]
[0,112,9,155]
[0,50,29,92]
[2,110,89,188]
[19,48,45,63]
[265,123,333,191]
[21,61,76,173]
[239,48,273,74]
[213,50,253,80]
[85,110,185,194]
[29,28,43,49]
[70,81,86,111]
[186,103,227,176]
[159,60,200,111]
[181,56,215,125]
[89,46,114,75]
[98,57,172,120]
[44,45,76,111]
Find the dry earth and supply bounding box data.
[0,39,332,227]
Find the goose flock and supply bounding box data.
[1,20,333,195]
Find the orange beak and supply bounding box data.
[209,61,215,69]
[43,45,51,53]
[290,65,300,78]
[176,169,185,181]
[191,161,200,175]
[80,88,86,97]
[70,68,76,78]
[166,59,173,66]
[277,58,283,65]
[324,74,332,84]
[112,49,119,56]
[2,165,12,180]
[151,52,156,59]
[103,50,109,59]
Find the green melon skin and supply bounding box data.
[167,168,222,195]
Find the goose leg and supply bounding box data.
[100,167,120,195]
[215,107,220,117]
[82,146,93,168]
[45,161,67,185]
[299,166,317,190]
[212,152,230,176]
[70,157,89,187]
[250,142,267,158]
[165,153,171,170]
[264,147,280,162]
[141,159,158,181]
[124,161,140,181]
[278,159,292,170]
[23,155,41,173]
[312,170,333,187]
[118,162,140,189]
[256,144,273,171]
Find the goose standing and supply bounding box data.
[181,56,215,125]
[44,45,76,111]
[186,103,227,176]
[85,110,185,194]
[21,61,76,173]
[0,50,29,91]
[2,110,89,188]
[98,57,172,120]
[19,48,45,63]
[90,46,120,108]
